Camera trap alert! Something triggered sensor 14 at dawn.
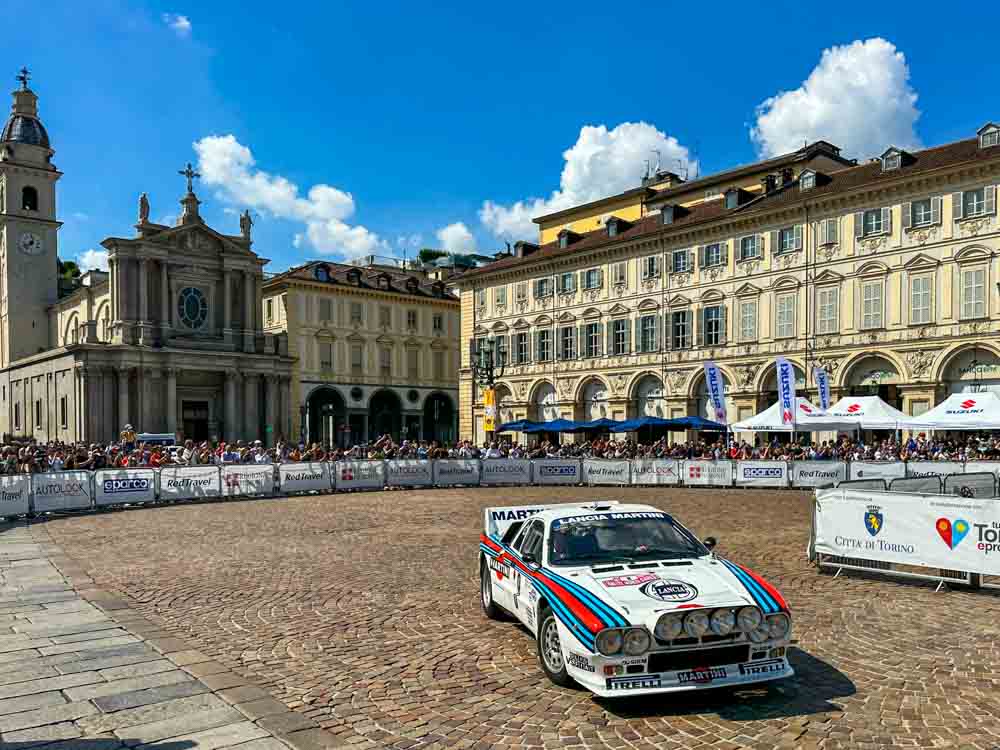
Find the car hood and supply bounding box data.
[560,557,756,621]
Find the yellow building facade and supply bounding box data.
[457,127,1000,443]
[263,260,460,446]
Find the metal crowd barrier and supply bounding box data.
[2,458,1000,520]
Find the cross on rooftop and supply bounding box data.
[178,162,200,194]
[16,67,30,90]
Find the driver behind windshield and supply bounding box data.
[549,516,706,566]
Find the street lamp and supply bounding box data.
[470,336,507,441]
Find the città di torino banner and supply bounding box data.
[813,488,1000,575]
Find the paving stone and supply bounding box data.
[64,669,194,701]
[15,620,119,639]
[225,738,290,750]
[92,679,212,713]
[145,637,188,655]
[19,735,125,750]
[217,686,271,705]
[257,712,317,735]
[50,627,131,645]
[100,659,177,681]
[164,649,209,666]
[38,634,140,656]
[55,645,160,674]
[0,670,102,700]
[0,690,66,717]
[0,663,59,685]
[198,672,248,691]
[182,660,231,678]
[278,728,344,750]
[115,706,245,746]
[232,698,292,721]
[0,718,81,746]
[0,699,98,732]
[79,693,230,734]
[134,719,270,750]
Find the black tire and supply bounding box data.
[480,558,504,620]
[536,607,575,687]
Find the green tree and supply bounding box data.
[57,259,81,280]
[418,248,448,264]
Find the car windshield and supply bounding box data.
[547,511,707,566]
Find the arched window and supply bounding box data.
[21,186,38,211]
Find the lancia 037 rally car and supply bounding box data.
[479,501,792,697]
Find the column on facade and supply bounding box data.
[254,275,262,331]
[224,371,237,440]
[116,366,130,430]
[138,259,149,322]
[265,375,277,447]
[281,376,291,442]
[109,257,118,320]
[101,368,115,442]
[243,271,255,352]
[223,269,232,333]
[244,373,258,440]
[165,367,177,438]
[160,260,170,337]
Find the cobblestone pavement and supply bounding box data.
[36,487,1000,750]
[0,520,343,750]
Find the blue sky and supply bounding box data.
[4,1,998,272]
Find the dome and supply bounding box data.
[1,114,49,148]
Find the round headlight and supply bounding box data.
[683,610,710,638]
[748,625,770,643]
[709,608,736,636]
[654,613,683,641]
[737,606,763,633]
[596,629,624,656]
[623,628,651,656]
[766,613,791,639]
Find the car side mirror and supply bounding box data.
[703,536,717,551]
[522,552,541,570]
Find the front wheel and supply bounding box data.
[537,609,575,687]
[480,559,503,620]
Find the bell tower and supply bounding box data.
[0,67,61,366]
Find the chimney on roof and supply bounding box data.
[760,174,776,194]
[780,167,794,185]
[514,240,538,258]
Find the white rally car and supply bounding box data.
[479,501,793,697]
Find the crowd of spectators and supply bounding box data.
[2,426,1000,474]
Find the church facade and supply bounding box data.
[0,74,294,444]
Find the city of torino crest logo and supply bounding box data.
[864,505,883,537]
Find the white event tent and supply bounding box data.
[825,395,909,430]
[731,397,858,433]
[904,391,1000,430]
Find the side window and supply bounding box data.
[522,521,545,561]
[501,521,524,546]
[510,523,531,551]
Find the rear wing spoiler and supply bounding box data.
[484,505,554,540]
[484,501,623,540]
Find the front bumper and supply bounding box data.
[568,645,793,697]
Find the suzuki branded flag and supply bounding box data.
[703,361,728,424]
[776,357,797,426]
[815,365,830,412]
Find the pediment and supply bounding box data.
[773,274,801,290]
[857,260,890,276]
[557,311,577,322]
[375,334,394,345]
[955,245,992,263]
[404,336,420,347]
[902,252,940,270]
[315,327,335,339]
[666,294,688,307]
[347,331,365,343]
[473,325,489,335]
[491,321,509,332]
[734,282,762,297]
[143,222,254,257]
[638,298,661,310]
[700,289,724,302]
[607,303,630,316]
[513,318,531,329]
[533,315,552,326]
[813,269,844,283]
[581,307,602,319]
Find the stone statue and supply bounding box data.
[138,192,150,224]
[240,209,254,240]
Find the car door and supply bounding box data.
[491,523,528,611]
[510,520,544,629]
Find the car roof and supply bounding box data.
[531,502,665,524]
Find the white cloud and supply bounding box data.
[479,122,697,241]
[396,233,422,251]
[436,222,476,252]
[193,134,385,256]
[750,38,921,159]
[78,249,109,272]
[162,13,192,38]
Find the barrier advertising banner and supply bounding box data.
[735,461,789,487]
[905,461,966,479]
[159,466,221,501]
[385,460,434,487]
[849,461,906,481]
[535,460,582,485]
[222,465,276,497]
[433,460,481,486]
[32,471,93,512]
[0,475,31,516]
[278,462,332,494]
[791,461,847,488]
[94,469,156,507]
[335,461,385,490]
[683,461,733,486]
[582,460,630,485]
[969,462,1000,479]
[813,488,1000,575]
[481,459,532,486]
[630,459,681,485]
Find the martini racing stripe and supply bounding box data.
[719,559,779,613]
[731,561,789,611]
[541,568,629,628]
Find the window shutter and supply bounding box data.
[793,225,803,250]
[698,245,705,267]
[828,218,839,245]
[606,320,613,356]
[555,328,562,360]
[931,196,942,224]
[769,230,779,254]
[952,192,963,220]
[653,315,660,351]
[881,207,892,234]
[720,240,729,264]
[625,319,632,353]
[986,185,997,215]
[721,305,728,344]
[597,268,604,287]
[696,308,705,347]
[664,313,671,350]
[854,211,864,239]
[533,331,540,361]
[758,234,766,259]
[902,202,911,230]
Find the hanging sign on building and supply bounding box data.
[704,361,728,424]
[815,366,831,412]
[483,388,496,432]
[776,357,797,426]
